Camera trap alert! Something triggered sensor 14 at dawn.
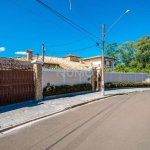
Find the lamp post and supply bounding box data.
[101,10,130,96]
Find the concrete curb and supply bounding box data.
[0,89,149,133]
[0,95,111,133]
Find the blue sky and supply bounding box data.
[0,0,149,59]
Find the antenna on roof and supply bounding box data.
[69,0,72,10]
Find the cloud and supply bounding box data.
[15,51,27,55]
[0,47,5,52]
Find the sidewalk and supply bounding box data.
[0,87,150,132]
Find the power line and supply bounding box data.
[45,34,109,50]
[46,37,87,48]
[73,0,101,25]
[46,45,96,53]
[9,0,109,51]
[46,26,105,48]
[63,0,100,28]
[109,0,148,37]
[9,0,103,47]
[36,0,100,42]
[9,0,85,37]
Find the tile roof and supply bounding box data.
[14,56,96,70]
[63,54,81,58]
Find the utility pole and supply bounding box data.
[42,44,44,63]
[100,10,130,96]
[101,24,105,96]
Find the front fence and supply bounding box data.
[0,59,34,106]
[104,72,150,83]
[42,68,92,88]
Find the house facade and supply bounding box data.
[82,56,115,71]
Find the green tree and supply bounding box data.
[134,36,150,69]
[105,35,150,74]
[117,41,135,66]
[105,42,135,66]
[105,42,120,65]
[114,64,126,72]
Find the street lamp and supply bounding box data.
[101,10,130,96]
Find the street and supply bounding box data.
[0,91,150,150]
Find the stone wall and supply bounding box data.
[33,63,43,100]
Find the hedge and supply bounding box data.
[43,83,92,96]
[105,82,150,88]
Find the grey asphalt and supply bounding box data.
[0,87,150,133]
[0,90,150,150]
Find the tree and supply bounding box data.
[105,42,120,66]
[114,64,126,72]
[105,42,135,66]
[134,36,150,69]
[105,35,150,74]
[117,41,135,66]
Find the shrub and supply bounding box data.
[105,82,150,88]
[43,83,92,96]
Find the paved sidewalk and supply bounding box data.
[0,87,150,132]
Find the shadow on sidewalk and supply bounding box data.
[0,91,94,114]
[0,100,44,114]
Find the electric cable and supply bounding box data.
[36,0,100,42]
[9,0,105,48]
[63,0,100,28]
[9,0,86,37]
[46,45,96,53]
[109,0,148,37]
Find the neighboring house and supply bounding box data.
[14,50,115,71]
[63,54,81,62]
[14,50,92,70]
[82,56,115,71]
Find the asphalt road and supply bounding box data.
[0,91,150,150]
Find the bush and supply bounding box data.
[43,83,92,96]
[105,82,150,88]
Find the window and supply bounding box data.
[109,61,111,66]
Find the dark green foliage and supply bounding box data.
[104,68,112,72]
[54,65,62,69]
[105,35,150,74]
[43,84,92,96]
[105,42,119,66]
[105,82,150,88]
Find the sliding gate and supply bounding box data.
[0,59,34,106]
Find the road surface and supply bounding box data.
[0,91,150,150]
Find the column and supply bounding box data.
[32,59,43,100]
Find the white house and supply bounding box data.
[82,56,115,71]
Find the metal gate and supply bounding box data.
[0,59,34,106]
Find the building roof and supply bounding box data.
[83,55,114,60]
[14,56,96,70]
[63,54,81,58]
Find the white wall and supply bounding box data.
[104,72,150,83]
[91,60,101,66]
[42,68,92,88]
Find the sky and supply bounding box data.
[0,0,150,59]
